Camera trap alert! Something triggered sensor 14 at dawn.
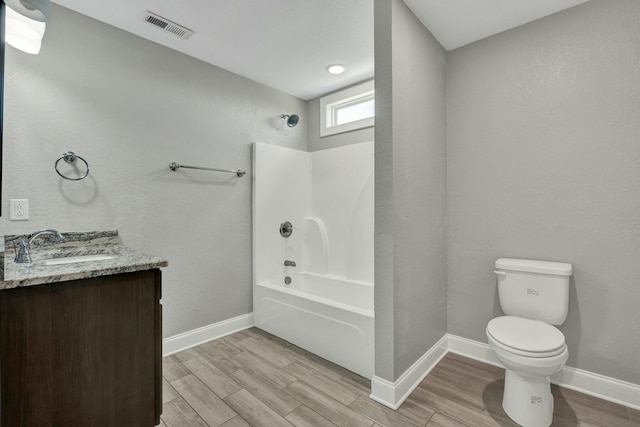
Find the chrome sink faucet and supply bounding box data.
[284,260,296,267]
[14,229,64,264]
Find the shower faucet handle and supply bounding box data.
[284,260,296,267]
[280,221,293,237]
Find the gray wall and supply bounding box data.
[307,88,375,152]
[375,0,447,381]
[0,5,307,338]
[447,0,640,384]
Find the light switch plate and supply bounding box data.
[9,199,29,221]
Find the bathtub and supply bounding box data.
[253,271,374,378]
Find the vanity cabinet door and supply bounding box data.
[0,269,162,426]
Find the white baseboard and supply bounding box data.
[447,333,502,367]
[370,334,449,409]
[554,366,640,411]
[447,334,640,411]
[162,313,254,357]
[371,333,640,411]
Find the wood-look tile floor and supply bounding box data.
[160,327,639,427]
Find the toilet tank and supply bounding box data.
[495,258,572,325]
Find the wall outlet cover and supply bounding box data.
[9,199,29,221]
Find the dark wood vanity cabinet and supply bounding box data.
[0,270,162,426]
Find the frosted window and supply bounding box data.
[335,97,375,125]
[320,80,375,137]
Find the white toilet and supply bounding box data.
[486,258,573,427]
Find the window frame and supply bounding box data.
[320,80,375,137]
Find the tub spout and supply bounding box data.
[284,260,296,267]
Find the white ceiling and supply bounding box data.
[403,0,591,51]
[50,0,374,101]
[50,0,590,101]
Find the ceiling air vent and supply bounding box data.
[143,12,194,40]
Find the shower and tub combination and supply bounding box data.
[252,141,374,378]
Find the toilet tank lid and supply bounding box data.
[495,258,573,276]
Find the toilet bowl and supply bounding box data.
[488,258,572,427]
[487,316,568,427]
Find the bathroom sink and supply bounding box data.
[43,255,115,265]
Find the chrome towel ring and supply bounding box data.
[55,151,90,181]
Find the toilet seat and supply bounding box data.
[487,316,566,358]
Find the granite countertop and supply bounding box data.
[0,230,168,290]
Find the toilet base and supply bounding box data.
[502,369,554,427]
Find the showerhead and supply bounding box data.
[280,114,300,128]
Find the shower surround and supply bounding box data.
[253,141,374,378]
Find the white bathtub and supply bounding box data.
[253,272,374,378]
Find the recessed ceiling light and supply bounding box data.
[326,64,345,75]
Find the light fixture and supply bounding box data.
[5,0,50,55]
[326,64,345,75]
